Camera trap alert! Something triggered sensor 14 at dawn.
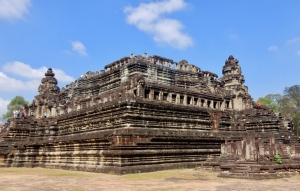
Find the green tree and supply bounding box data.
[257,94,281,112]
[257,89,300,136]
[2,96,29,120]
[265,94,283,105]
[278,97,296,118]
[280,85,300,136]
[292,114,300,136]
[283,85,300,110]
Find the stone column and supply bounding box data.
[159,91,163,101]
[220,101,225,110]
[204,100,207,108]
[191,97,194,105]
[167,93,171,102]
[34,106,39,118]
[142,86,145,98]
[137,84,142,97]
[209,101,213,108]
[149,90,154,100]
[176,94,180,104]
[183,95,187,105]
[197,98,201,106]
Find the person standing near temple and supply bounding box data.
[257,102,261,109]
[21,110,25,119]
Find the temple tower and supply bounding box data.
[33,68,60,118]
[220,55,252,110]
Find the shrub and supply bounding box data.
[275,154,282,164]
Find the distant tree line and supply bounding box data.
[257,85,300,136]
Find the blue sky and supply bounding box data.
[0,0,300,118]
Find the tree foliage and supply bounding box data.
[2,96,29,120]
[282,85,300,136]
[257,85,300,136]
[257,94,281,112]
[283,85,300,110]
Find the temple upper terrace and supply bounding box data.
[84,53,218,78]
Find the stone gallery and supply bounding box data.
[0,54,299,179]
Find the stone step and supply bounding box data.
[236,162,257,165]
[232,170,249,173]
[233,168,248,172]
[234,166,248,170]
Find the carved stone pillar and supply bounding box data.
[149,90,154,100]
[137,84,142,97]
[176,94,180,104]
[220,101,225,110]
[167,93,171,102]
[197,98,201,106]
[191,96,194,105]
[183,95,187,105]
[159,91,163,101]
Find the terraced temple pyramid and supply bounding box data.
[0,54,299,178]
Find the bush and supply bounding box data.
[275,154,282,164]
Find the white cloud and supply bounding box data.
[268,46,278,51]
[0,97,10,120]
[2,61,75,83]
[0,71,39,92]
[287,38,300,44]
[53,69,75,83]
[0,0,31,21]
[71,41,88,56]
[297,51,300,56]
[3,61,46,79]
[124,0,193,49]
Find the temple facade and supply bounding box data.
[0,54,299,178]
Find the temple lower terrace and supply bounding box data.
[1,54,300,179]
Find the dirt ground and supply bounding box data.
[0,167,300,191]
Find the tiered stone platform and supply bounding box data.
[0,54,299,177]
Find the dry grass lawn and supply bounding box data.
[0,167,300,191]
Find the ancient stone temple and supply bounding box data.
[0,54,299,178]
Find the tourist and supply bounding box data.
[30,111,34,116]
[44,112,47,118]
[257,102,261,109]
[17,110,20,118]
[21,111,25,119]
